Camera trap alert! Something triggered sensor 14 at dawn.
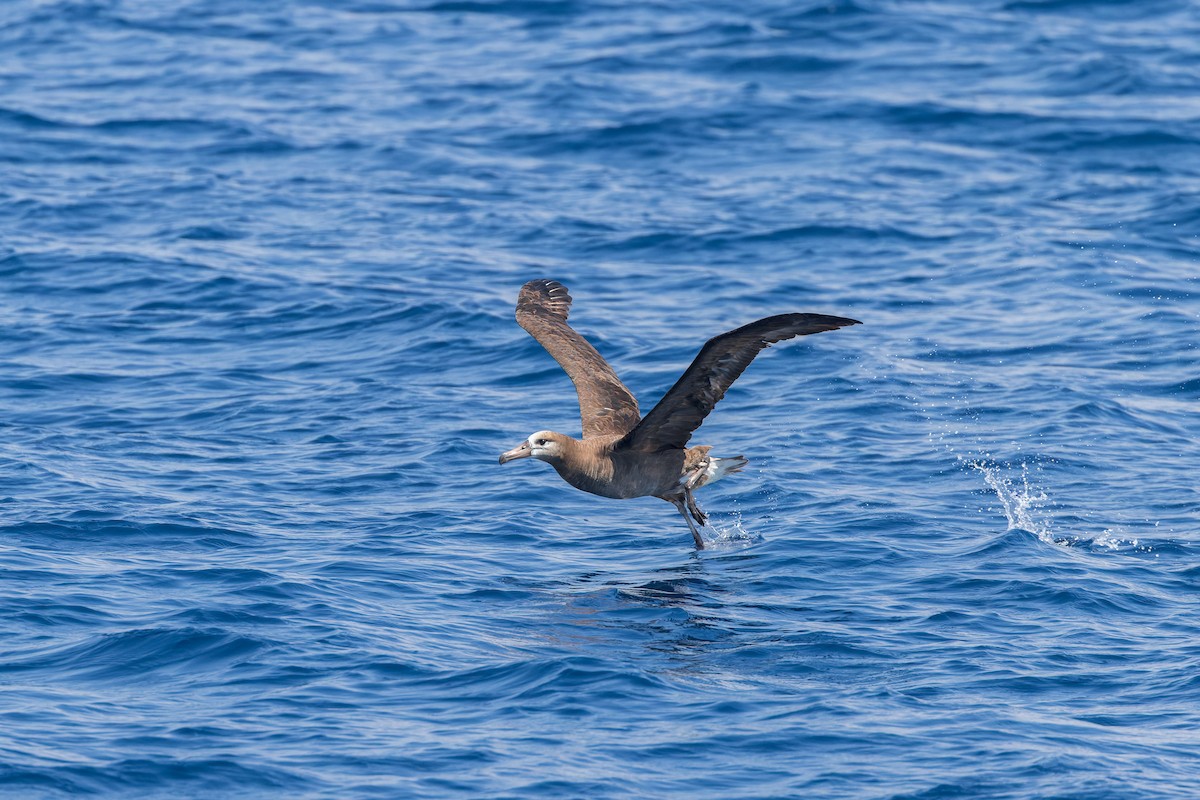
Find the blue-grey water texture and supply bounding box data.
[2,1,1199,798]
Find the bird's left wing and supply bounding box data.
[618,313,860,452]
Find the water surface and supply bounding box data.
[2,1,1199,797]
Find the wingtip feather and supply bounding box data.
[517,278,573,322]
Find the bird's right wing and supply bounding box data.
[619,313,860,452]
[515,279,642,439]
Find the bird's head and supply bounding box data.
[499,430,567,464]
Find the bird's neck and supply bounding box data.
[547,436,618,490]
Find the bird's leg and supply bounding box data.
[684,487,708,526]
[684,452,711,491]
[668,496,706,550]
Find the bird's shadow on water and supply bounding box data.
[538,539,773,673]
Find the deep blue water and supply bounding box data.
[3,0,1199,797]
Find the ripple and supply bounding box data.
[1,628,268,682]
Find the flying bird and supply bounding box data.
[499,279,860,548]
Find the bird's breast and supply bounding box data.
[552,448,685,499]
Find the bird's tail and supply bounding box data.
[708,454,749,484]
[685,454,748,490]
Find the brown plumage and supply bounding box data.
[500,279,860,549]
[514,279,641,439]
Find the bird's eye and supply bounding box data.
[535,439,547,446]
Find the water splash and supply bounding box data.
[704,505,763,548]
[1094,528,1141,551]
[970,460,1054,542]
[968,460,1156,553]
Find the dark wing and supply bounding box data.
[515,279,642,439]
[619,313,861,452]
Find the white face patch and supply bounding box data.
[528,431,560,460]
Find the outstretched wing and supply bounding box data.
[619,313,861,452]
[515,279,642,439]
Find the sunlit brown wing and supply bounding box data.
[619,313,861,452]
[515,279,642,439]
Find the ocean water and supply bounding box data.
[2,0,1199,797]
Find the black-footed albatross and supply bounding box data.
[499,279,860,549]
